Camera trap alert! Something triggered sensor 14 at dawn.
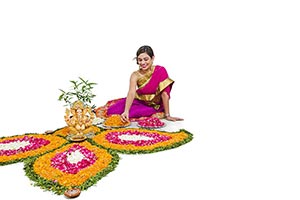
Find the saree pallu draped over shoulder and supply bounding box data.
[135,65,174,110]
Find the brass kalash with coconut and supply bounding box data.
[58,77,98,142]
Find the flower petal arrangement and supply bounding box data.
[0,125,193,196]
[92,128,192,154]
[0,134,67,165]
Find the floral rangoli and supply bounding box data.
[0,125,193,196]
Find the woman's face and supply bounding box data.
[137,53,154,71]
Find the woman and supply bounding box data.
[95,45,183,122]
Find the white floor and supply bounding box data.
[1,1,300,200]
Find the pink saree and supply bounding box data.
[95,65,174,121]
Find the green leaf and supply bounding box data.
[58,77,97,107]
[58,94,64,101]
[70,80,77,86]
[79,77,88,85]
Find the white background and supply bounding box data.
[0,0,300,200]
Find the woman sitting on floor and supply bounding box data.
[95,45,183,122]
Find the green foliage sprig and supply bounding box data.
[58,77,97,108]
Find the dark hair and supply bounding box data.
[135,45,154,64]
